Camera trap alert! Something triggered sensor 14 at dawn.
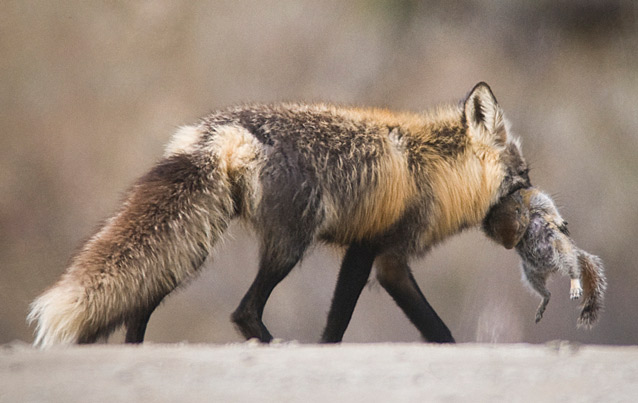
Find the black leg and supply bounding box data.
[125,306,157,344]
[376,255,455,343]
[231,249,303,342]
[321,243,377,343]
[77,333,99,344]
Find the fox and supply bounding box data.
[483,187,607,327]
[28,82,531,348]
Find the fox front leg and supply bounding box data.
[375,254,455,343]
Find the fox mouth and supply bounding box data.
[507,183,527,196]
[507,176,532,196]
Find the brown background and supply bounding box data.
[1,0,637,345]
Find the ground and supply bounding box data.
[2,341,637,402]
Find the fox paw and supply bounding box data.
[570,287,583,300]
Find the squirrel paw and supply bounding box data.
[570,278,583,300]
[570,286,583,300]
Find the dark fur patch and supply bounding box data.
[256,148,322,257]
[235,109,275,146]
[428,123,467,158]
[473,97,485,124]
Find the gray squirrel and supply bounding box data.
[484,187,606,327]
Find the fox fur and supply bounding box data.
[29,82,530,347]
[483,187,607,327]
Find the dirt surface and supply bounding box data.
[2,341,637,403]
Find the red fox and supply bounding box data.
[28,82,530,347]
[483,187,607,327]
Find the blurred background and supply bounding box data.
[1,0,636,346]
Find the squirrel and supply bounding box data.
[483,187,606,327]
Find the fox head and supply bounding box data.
[463,82,531,200]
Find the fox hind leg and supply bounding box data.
[231,161,322,342]
[124,302,161,343]
[231,241,308,342]
[231,207,317,342]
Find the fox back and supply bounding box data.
[191,89,528,255]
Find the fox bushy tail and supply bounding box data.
[28,152,237,347]
[577,250,607,328]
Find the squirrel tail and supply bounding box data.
[576,250,607,328]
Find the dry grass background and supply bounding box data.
[1,0,637,345]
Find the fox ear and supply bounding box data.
[464,82,507,145]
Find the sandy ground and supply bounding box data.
[1,341,637,403]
